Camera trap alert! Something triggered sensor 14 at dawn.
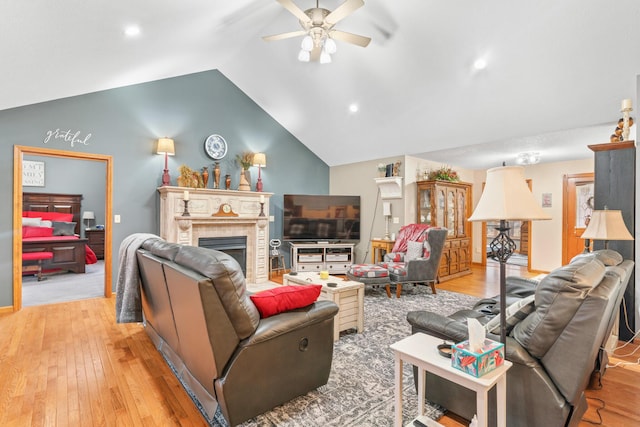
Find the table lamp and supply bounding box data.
[82,211,95,230]
[253,152,266,192]
[581,207,633,250]
[468,166,550,347]
[156,137,175,186]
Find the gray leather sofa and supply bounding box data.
[406,250,634,427]
[135,238,339,426]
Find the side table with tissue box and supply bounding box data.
[390,332,512,427]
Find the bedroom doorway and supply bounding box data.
[12,145,113,311]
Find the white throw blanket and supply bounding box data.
[115,233,160,323]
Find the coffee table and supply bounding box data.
[283,272,364,341]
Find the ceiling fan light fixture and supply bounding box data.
[301,35,314,52]
[298,49,311,62]
[320,51,332,64]
[324,37,337,54]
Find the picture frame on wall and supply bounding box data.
[23,160,45,187]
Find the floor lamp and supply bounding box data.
[468,166,550,347]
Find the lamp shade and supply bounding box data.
[468,166,551,222]
[252,152,266,167]
[581,209,634,241]
[82,211,95,220]
[156,138,175,155]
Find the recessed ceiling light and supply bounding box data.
[349,103,359,113]
[124,25,141,37]
[473,58,487,70]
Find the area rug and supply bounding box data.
[196,285,479,426]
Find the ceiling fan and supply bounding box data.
[263,0,371,63]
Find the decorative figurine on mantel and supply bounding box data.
[213,162,221,189]
[202,166,209,188]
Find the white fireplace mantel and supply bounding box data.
[157,186,272,283]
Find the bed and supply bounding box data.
[22,192,90,274]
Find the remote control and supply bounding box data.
[413,419,428,427]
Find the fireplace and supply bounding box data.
[199,236,247,277]
[158,187,271,283]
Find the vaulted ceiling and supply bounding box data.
[3,0,639,168]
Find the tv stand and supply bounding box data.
[289,242,355,274]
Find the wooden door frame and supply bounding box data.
[13,145,113,311]
[561,172,594,265]
[480,179,533,270]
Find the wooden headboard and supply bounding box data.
[23,192,83,235]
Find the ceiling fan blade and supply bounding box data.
[277,0,311,24]
[262,30,307,42]
[325,0,364,25]
[329,30,371,47]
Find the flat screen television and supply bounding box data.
[283,194,360,242]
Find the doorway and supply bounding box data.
[13,145,113,311]
[562,173,594,264]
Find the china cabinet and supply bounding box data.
[416,180,472,281]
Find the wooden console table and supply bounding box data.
[371,239,395,263]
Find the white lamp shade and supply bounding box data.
[581,210,634,241]
[383,202,391,216]
[468,166,551,222]
[156,137,175,155]
[252,152,266,167]
[298,49,311,62]
[82,211,95,220]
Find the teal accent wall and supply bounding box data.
[1,70,329,308]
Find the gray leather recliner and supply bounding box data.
[406,250,633,427]
[135,238,339,426]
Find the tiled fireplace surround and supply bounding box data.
[157,187,272,283]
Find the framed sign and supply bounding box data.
[23,160,45,187]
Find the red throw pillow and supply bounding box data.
[250,285,322,318]
[22,226,54,238]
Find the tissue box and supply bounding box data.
[451,339,505,377]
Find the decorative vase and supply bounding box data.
[225,174,231,190]
[238,169,251,191]
[213,162,221,189]
[202,166,209,188]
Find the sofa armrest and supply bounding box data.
[384,252,405,262]
[243,300,339,347]
[407,311,470,343]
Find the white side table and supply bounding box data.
[390,332,512,427]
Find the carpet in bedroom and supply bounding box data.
[22,260,105,306]
[192,285,480,427]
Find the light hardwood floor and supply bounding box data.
[0,264,637,426]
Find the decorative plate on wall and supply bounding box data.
[204,134,228,160]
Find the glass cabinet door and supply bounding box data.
[457,190,466,237]
[418,187,432,224]
[447,189,455,236]
[436,189,445,227]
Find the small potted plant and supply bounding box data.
[377,163,386,177]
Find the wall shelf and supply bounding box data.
[374,177,403,199]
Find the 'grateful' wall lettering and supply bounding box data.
[44,129,92,147]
